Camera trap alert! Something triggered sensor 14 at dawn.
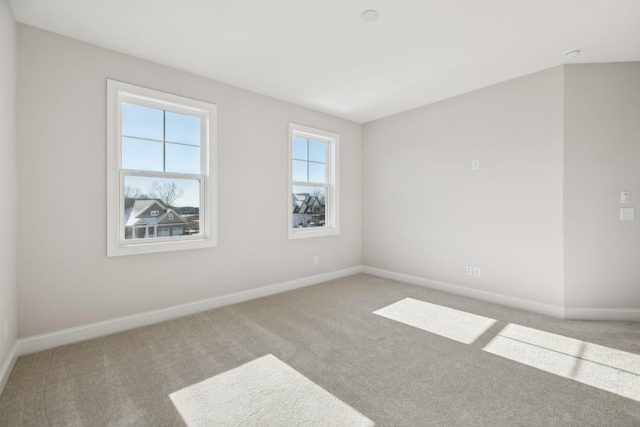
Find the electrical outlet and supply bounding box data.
[313,256,319,265]
[620,208,635,221]
[471,159,480,171]
[4,319,7,340]
[473,267,481,277]
[465,266,472,276]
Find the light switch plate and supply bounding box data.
[620,207,634,221]
[621,192,630,204]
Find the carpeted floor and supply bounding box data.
[1,273,639,426]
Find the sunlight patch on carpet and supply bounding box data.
[169,354,374,426]
[483,323,640,402]
[373,298,497,344]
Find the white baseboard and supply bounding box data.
[564,308,640,322]
[363,266,566,319]
[0,342,19,397]
[5,265,637,395]
[16,266,364,357]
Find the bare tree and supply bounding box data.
[148,181,184,207]
[124,185,146,199]
[310,189,326,207]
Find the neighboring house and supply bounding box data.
[124,199,189,239]
[292,193,325,228]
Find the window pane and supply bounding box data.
[122,137,164,171]
[292,185,326,228]
[308,162,326,183]
[292,136,308,160]
[292,160,308,182]
[166,143,200,174]
[124,176,201,239]
[122,103,164,141]
[309,140,326,163]
[166,111,201,146]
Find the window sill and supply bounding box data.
[107,236,217,257]
[288,227,339,240]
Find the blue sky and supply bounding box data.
[122,102,201,207]
[292,136,327,183]
[122,103,201,174]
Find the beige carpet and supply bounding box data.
[1,273,639,426]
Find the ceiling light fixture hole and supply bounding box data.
[361,10,379,23]
[564,49,581,59]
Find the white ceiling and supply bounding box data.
[9,0,640,123]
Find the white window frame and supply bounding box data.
[288,123,339,240]
[107,79,217,256]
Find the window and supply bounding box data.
[107,80,217,256]
[288,123,339,239]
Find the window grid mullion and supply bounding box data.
[307,139,310,182]
[122,170,203,181]
[121,135,164,144]
[292,181,326,188]
[163,110,167,173]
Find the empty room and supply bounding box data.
[1,0,639,425]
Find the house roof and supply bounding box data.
[292,193,320,214]
[124,199,161,227]
[124,199,188,227]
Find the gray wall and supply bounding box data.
[564,63,640,310]
[0,0,18,369]
[362,67,565,308]
[363,62,640,316]
[17,26,362,337]
[11,21,640,341]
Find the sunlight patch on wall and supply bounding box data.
[169,354,374,426]
[373,298,497,344]
[483,323,640,402]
